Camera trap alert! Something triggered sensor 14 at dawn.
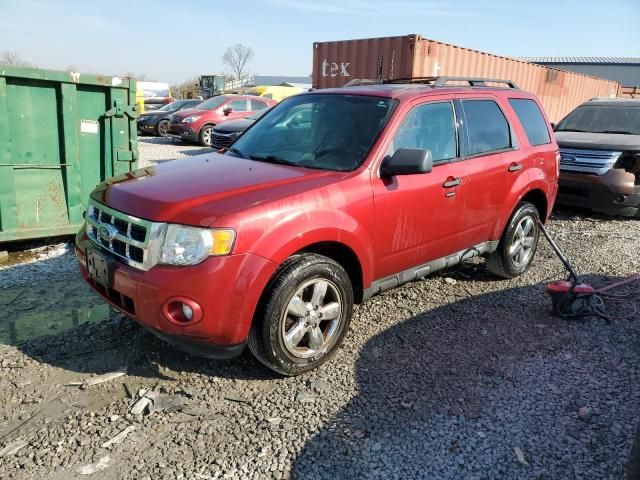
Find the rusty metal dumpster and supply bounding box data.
[0,66,138,243]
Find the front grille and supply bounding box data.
[86,200,159,270]
[559,148,622,175]
[211,132,237,150]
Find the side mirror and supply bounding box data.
[550,122,556,130]
[223,106,232,116]
[380,148,433,177]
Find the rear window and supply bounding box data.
[251,99,268,110]
[462,100,512,156]
[509,99,550,146]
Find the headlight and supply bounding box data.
[182,115,201,124]
[160,225,236,266]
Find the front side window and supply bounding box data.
[462,99,512,156]
[251,99,268,110]
[509,98,551,146]
[227,94,396,171]
[228,99,248,112]
[387,102,457,162]
[555,105,640,135]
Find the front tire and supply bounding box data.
[157,119,170,137]
[486,201,540,279]
[248,254,354,376]
[199,125,214,147]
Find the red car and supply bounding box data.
[76,77,558,375]
[168,94,276,147]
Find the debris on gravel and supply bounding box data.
[1,153,639,480]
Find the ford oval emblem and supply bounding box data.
[561,155,576,162]
[98,223,118,242]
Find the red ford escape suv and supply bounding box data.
[76,77,559,375]
[168,94,276,147]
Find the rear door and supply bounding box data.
[372,98,469,279]
[457,96,524,245]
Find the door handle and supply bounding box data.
[443,178,462,188]
[508,163,523,172]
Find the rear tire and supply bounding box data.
[199,125,214,147]
[248,254,353,376]
[156,119,170,137]
[487,201,540,279]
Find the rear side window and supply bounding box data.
[509,99,551,146]
[388,102,457,163]
[462,100,511,155]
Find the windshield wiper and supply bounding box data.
[598,130,633,135]
[556,128,588,133]
[227,147,246,158]
[248,154,298,167]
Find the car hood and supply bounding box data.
[555,131,640,151]
[213,118,255,133]
[171,107,208,119]
[91,152,348,226]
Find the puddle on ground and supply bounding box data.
[0,276,112,345]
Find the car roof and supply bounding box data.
[307,84,536,102]
[584,97,640,107]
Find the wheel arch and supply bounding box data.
[295,241,365,304]
[520,188,548,222]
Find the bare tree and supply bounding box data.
[1,51,33,67]
[222,44,254,80]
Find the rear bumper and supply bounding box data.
[557,169,640,217]
[75,233,278,357]
[168,124,199,142]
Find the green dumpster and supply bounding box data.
[0,66,138,243]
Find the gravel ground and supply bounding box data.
[1,140,639,479]
[136,136,214,168]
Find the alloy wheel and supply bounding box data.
[281,278,342,359]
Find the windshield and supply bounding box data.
[556,105,640,135]
[227,94,396,171]
[195,96,229,110]
[159,101,188,112]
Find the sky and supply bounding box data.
[0,0,638,84]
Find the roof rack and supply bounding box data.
[384,76,520,89]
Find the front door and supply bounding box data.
[372,99,468,280]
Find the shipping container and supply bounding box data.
[0,66,139,243]
[312,34,620,122]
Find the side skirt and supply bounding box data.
[362,240,499,302]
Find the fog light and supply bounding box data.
[614,194,626,203]
[182,303,193,321]
[162,296,203,326]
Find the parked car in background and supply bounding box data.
[137,100,203,137]
[136,81,173,113]
[168,95,276,147]
[76,77,558,375]
[245,85,305,102]
[554,98,640,217]
[210,107,272,150]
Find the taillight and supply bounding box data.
[554,150,560,179]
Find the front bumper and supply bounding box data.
[168,124,199,143]
[75,233,278,358]
[557,169,640,217]
[137,119,159,134]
